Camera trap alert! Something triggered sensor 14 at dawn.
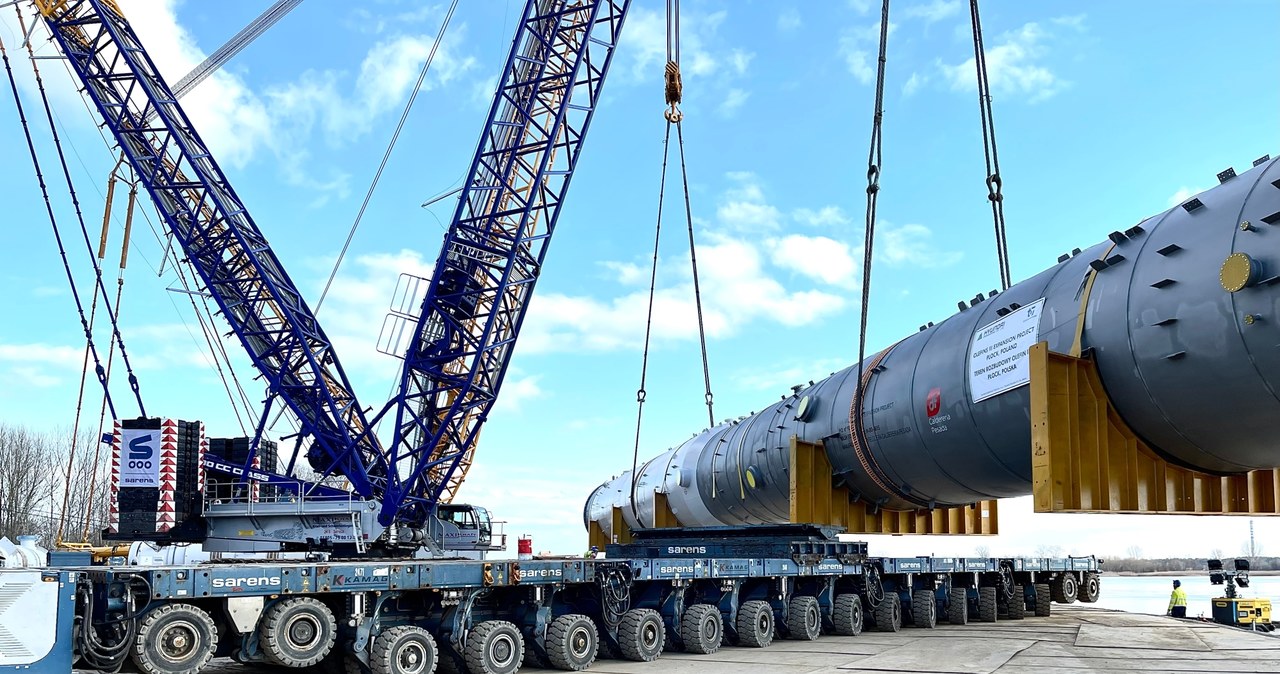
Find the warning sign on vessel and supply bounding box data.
[967,298,1045,404]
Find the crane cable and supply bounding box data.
[314,0,460,312]
[629,0,717,526]
[12,8,147,416]
[57,159,127,545]
[1,34,120,421]
[855,0,891,421]
[968,0,1012,290]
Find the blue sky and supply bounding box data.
[1,0,1278,561]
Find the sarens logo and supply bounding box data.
[211,576,281,589]
[659,565,695,574]
[518,568,563,578]
[666,546,707,555]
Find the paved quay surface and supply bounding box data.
[183,605,1280,673]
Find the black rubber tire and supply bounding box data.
[1052,573,1079,604]
[832,595,863,636]
[260,597,337,668]
[1080,572,1101,603]
[977,587,998,623]
[785,596,821,641]
[947,588,969,625]
[546,614,598,671]
[873,594,902,633]
[618,608,663,661]
[680,604,723,655]
[131,603,218,674]
[1033,583,1052,617]
[735,600,775,648]
[1005,585,1025,620]
[910,591,937,629]
[370,626,437,674]
[464,620,523,674]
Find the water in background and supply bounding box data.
[1089,575,1280,618]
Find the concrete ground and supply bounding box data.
[187,605,1280,673]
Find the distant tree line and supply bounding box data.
[0,422,111,547]
[1103,556,1280,573]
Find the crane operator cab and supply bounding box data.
[436,504,507,558]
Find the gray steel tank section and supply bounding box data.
[585,157,1280,534]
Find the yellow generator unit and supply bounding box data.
[1212,597,1273,628]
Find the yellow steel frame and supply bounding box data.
[1029,342,1280,515]
[789,437,998,535]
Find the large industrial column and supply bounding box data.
[587,156,1280,536]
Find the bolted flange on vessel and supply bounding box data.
[587,155,1280,536]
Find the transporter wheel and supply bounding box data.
[832,594,863,636]
[1051,573,1079,604]
[131,602,218,674]
[546,614,598,671]
[370,626,438,674]
[618,608,664,661]
[1080,572,1101,603]
[680,604,723,655]
[1034,583,1052,617]
[873,593,902,633]
[947,588,968,625]
[736,600,775,648]
[977,587,998,623]
[464,621,524,674]
[260,597,337,668]
[1003,585,1025,620]
[786,596,821,641]
[909,591,937,629]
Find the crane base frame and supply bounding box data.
[1029,342,1280,515]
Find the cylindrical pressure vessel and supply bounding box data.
[586,156,1280,535]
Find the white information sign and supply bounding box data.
[120,428,160,487]
[968,298,1046,403]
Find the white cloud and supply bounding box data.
[879,223,963,268]
[839,20,896,85]
[903,71,925,96]
[8,0,475,200]
[793,206,850,227]
[716,173,782,230]
[937,21,1071,103]
[729,49,755,76]
[901,0,962,24]
[1167,186,1205,208]
[0,343,83,366]
[848,0,875,14]
[777,9,802,33]
[718,88,750,117]
[767,235,857,288]
[618,8,730,82]
[732,357,850,393]
[492,375,542,415]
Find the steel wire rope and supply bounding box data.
[57,162,121,546]
[967,0,1012,290]
[18,9,267,451]
[32,10,284,436]
[16,7,148,416]
[314,0,460,312]
[1,32,119,420]
[855,0,891,427]
[628,122,674,526]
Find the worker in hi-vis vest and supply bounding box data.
[1167,579,1188,618]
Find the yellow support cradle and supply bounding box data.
[1029,341,1280,515]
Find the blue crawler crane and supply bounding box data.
[33,0,629,554]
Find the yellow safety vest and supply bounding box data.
[1168,587,1188,610]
